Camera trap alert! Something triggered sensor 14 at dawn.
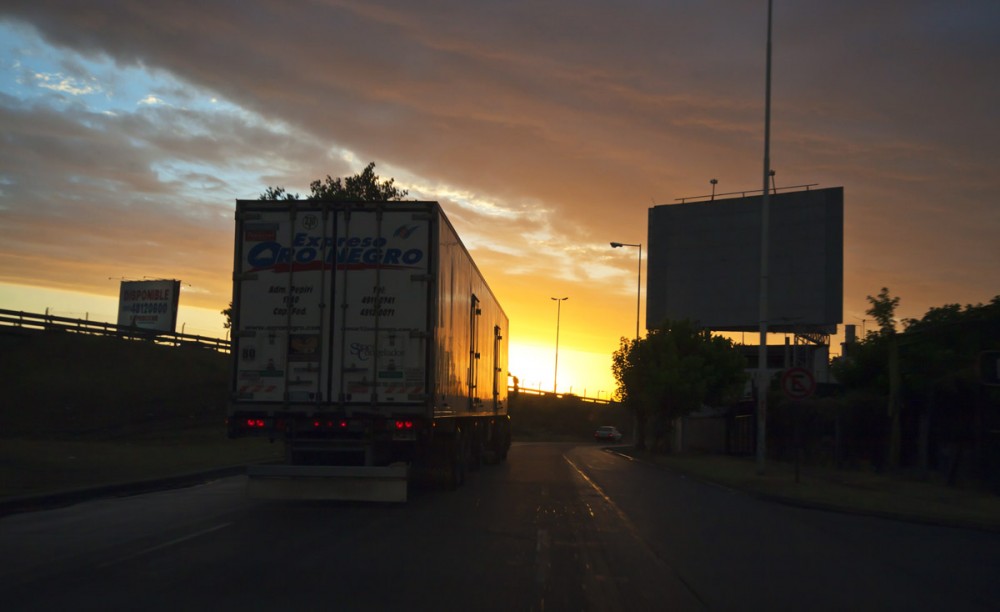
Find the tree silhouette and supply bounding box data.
[259,162,408,202]
[866,287,900,335]
[613,320,745,451]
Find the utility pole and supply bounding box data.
[757,0,774,474]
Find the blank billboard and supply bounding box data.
[646,187,843,333]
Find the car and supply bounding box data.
[594,425,623,442]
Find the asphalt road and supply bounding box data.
[2,443,998,611]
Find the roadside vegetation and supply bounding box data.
[0,330,281,498]
[830,290,1000,487]
[608,291,1000,493]
[612,319,747,452]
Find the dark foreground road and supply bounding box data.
[1,443,998,611]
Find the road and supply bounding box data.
[2,443,998,611]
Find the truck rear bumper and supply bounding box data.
[246,464,409,503]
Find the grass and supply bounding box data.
[1,329,283,499]
[0,425,283,498]
[621,450,1000,531]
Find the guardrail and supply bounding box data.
[0,308,230,353]
[509,386,615,405]
[1,309,618,398]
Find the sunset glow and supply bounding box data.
[2,2,998,398]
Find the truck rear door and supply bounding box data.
[330,205,431,407]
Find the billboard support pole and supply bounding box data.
[756,0,774,475]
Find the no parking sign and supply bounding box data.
[781,367,816,400]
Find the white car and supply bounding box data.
[594,426,623,442]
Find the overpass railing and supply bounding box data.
[0,308,229,353]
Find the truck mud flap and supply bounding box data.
[246,464,409,503]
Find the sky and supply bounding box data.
[1,1,998,397]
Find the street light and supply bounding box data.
[551,297,568,394]
[611,241,642,446]
[609,242,642,341]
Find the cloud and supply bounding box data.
[137,94,164,105]
[0,0,998,390]
[32,71,99,95]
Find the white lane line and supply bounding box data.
[98,522,233,568]
[564,455,708,608]
[564,456,642,541]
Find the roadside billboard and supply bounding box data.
[646,186,843,333]
[117,279,181,334]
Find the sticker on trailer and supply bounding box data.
[236,210,334,402]
[332,211,429,404]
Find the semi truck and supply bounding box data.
[227,199,510,501]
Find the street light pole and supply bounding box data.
[551,297,568,394]
[611,241,642,447]
[610,242,642,341]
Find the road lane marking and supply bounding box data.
[98,522,233,568]
[564,455,708,608]
[564,456,640,540]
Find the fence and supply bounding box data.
[509,386,615,405]
[0,308,230,353]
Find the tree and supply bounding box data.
[612,320,746,452]
[259,162,408,202]
[258,186,299,201]
[836,292,1000,477]
[867,287,900,335]
[221,302,232,330]
[900,297,1000,482]
[309,162,408,201]
[866,287,902,468]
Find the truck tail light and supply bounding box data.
[308,419,351,430]
[392,419,417,440]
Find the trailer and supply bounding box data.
[227,200,510,501]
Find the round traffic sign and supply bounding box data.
[781,367,816,400]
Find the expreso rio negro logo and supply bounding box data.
[246,231,423,271]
